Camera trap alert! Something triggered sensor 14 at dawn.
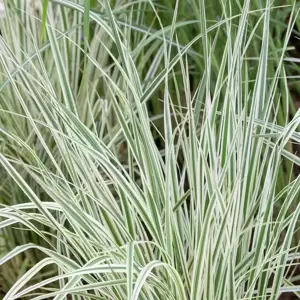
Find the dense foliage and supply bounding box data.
[0,0,300,299]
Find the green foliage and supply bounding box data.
[0,0,300,299]
[41,0,49,39]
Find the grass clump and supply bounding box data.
[0,0,300,299]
